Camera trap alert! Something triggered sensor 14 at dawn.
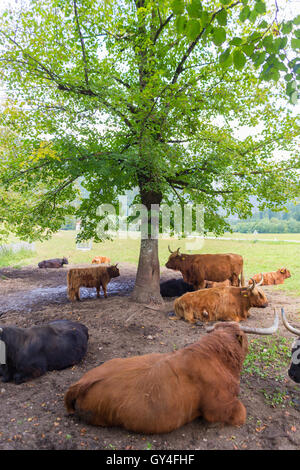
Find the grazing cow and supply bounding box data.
[174,275,267,324]
[0,320,88,384]
[160,279,194,297]
[165,247,244,289]
[281,308,300,383]
[64,312,278,434]
[92,256,111,264]
[38,257,68,268]
[248,268,291,286]
[205,279,231,289]
[67,264,120,301]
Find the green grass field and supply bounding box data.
[1,230,299,296]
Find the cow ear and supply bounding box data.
[280,268,286,274]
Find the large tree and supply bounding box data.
[0,0,299,302]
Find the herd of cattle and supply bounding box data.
[0,247,299,436]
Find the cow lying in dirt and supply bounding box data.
[38,257,68,268]
[248,268,291,286]
[67,264,120,301]
[0,320,88,384]
[281,308,300,383]
[205,279,231,288]
[92,256,111,264]
[160,279,194,297]
[173,275,267,324]
[64,313,278,434]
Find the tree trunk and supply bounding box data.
[131,237,163,304]
[131,183,163,304]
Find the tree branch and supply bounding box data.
[73,0,89,86]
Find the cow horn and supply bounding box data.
[238,309,279,335]
[205,309,279,335]
[256,273,264,287]
[168,245,173,253]
[248,278,256,291]
[281,308,300,336]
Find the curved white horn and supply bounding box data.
[248,278,256,291]
[168,245,173,253]
[206,309,279,335]
[256,273,264,287]
[281,308,300,336]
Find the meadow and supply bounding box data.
[1,230,299,296]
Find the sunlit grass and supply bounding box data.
[1,230,299,295]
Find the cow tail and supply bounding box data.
[240,268,245,287]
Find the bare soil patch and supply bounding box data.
[0,263,299,450]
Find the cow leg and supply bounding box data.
[184,310,196,324]
[203,397,246,426]
[75,289,80,301]
[230,274,240,287]
[102,283,108,298]
[96,285,100,298]
[195,280,206,290]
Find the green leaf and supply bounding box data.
[216,9,227,26]
[254,1,266,15]
[252,51,266,68]
[242,44,254,57]
[171,0,185,15]
[291,38,300,49]
[220,0,231,5]
[186,19,201,41]
[186,0,202,18]
[219,47,231,63]
[295,29,300,39]
[284,73,293,82]
[239,6,251,22]
[230,37,243,46]
[233,49,246,70]
[212,27,226,46]
[281,21,293,34]
[293,14,300,25]
[175,15,187,34]
[258,20,268,29]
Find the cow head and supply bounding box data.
[63,257,69,265]
[165,246,185,270]
[281,308,300,383]
[107,264,120,279]
[241,275,268,308]
[278,268,291,279]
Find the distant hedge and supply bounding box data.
[231,217,300,234]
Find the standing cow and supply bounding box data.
[174,275,267,323]
[67,264,120,301]
[0,320,88,384]
[64,312,278,433]
[281,308,300,383]
[165,247,244,289]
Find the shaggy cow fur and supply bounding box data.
[67,265,120,301]
[205,279,231,289]
[64,322,248,433]
[165,250,244,289]
[160,279,194,297]
[248,268,291,286]
[38,257,68,268]
[174,284,268,323]
[0,320,88,384]
[91,256,111,264]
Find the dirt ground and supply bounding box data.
[0,262,299,450]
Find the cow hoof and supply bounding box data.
[196,321,204,327]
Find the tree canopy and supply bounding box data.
[0,0,299,301]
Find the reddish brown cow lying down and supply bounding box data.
[64,313,278,434]
[248,268,291,286]
[174,276,267,324]
[205,279,231,289]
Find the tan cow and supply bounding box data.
[67,265,120,301]
[174,275,267,323]
[91,256,111,264]
[205,279,231,289]
[165,247,244,289]
[248,268,291,286]
[64,312,278,434]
